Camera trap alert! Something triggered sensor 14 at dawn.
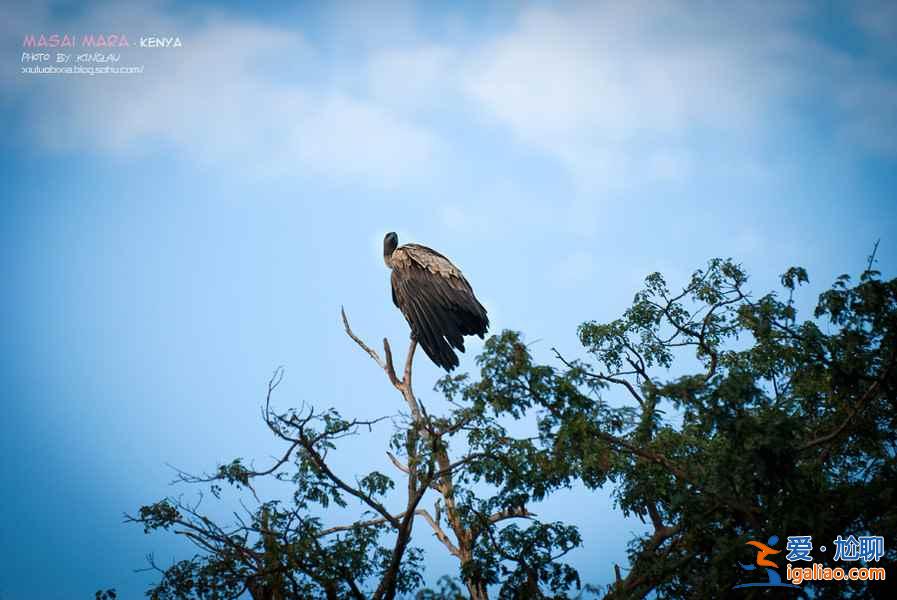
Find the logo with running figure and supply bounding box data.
[733,535,800,589]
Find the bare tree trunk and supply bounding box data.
[341,309,529,600]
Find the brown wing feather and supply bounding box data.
[392,268,459,369]
[390,245,489,371]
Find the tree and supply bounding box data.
[130,308,584,600]
[129,251,895,599]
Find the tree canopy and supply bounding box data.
[125,252,896,599]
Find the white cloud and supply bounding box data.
[366,44,459,112]
[6,0,896,194]
[834,78,897,156]
[438,203,493,237]
[462,2,804,188]
[7,2,442,189]
[461,0,897,188]
[284,93,442,185]
[321,0,423,51]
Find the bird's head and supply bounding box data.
[383,232,399,266]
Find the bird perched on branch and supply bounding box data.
[383,232,489,371]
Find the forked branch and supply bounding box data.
[341,306,420,421]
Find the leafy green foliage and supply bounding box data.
[452,256,895,598]
[128,254,895,599]
[416,576,467,600]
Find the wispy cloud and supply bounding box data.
[366,44,460,113]
[438,203,494,237]
[7,2,442,188]
[463,2,798,187]
[461,1,897,187]
[834,78,897,156]
[5,0,896,194]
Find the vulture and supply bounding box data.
[383,232,489,371]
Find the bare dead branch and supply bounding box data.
[383,338,400,386]
[403,338,417,391]
[341,306,387,370]
[387,452,410,474]
[417,508,461,558]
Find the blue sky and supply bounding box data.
[1,1,896,598]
